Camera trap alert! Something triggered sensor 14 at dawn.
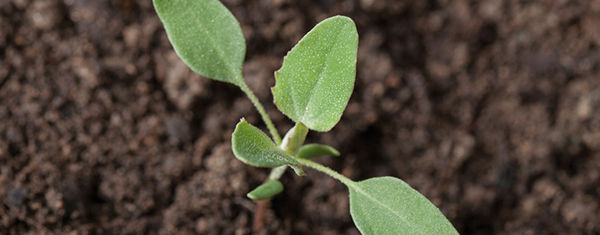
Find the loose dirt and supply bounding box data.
[1,0,599,234]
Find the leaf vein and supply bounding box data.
[189,6,241,81]
[349,180,428,234]
[298,23,345,123]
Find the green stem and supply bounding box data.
[280,122,308,155]
[268,122,308,180]
[238,81,282,145]
[295,158,356,187]
[268,165,287,180]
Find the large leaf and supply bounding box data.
[154,0,245,85]
[272,16,358,132]
[349,177,458,235]
[231,119,299,168]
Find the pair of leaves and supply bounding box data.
[155,0,358,132]
[232,120,339,169]
[232,119,458,235]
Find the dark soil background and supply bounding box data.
[1,0,600,234]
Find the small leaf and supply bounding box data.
[290,165,304,176]
[297,144,340,159]
[154,0,245,85]
[232,119,299,168]
[247,180,284,200]
[348,177,458,235]
[272,16,358,132]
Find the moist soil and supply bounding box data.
[1,0,600,234]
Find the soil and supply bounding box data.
[1,0,600,234]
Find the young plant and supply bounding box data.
[154,0,458,234]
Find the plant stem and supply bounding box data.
[237,79,288,182]
[295,158,357,187]
[238,81,282,145]
[268,165,287,180]
[280,122,308,155]
[268,122,308,180]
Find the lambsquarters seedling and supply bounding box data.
[154,0,458,234]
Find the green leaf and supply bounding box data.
[272,16,358,132]
[154,0,245,85]
[348,177,458,235]
[290,165,304,176]
[297,144,340,159]
[231,119,299,168]
[247,180,284,200]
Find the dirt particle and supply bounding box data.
[7,187,27,208]
[28,0,62,30]
[165,114,191,145]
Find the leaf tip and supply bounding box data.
[246,192,260,200]
[246,180,284,200]
[290,165,304,176]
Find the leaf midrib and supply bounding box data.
[297,22,346,124]
[177,2,241,83]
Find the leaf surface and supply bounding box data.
[297,144,340,159]
[348,177,458,235]
[154,0,245,85]
[232,119,299,168]
[272,16,358,131]
[247,180,284,200]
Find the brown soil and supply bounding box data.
[1,0,600,234]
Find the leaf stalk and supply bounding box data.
[238,80,282,145]
[295,158,356,188]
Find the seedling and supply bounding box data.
[154,0,458,234]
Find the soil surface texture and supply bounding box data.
[1,0,600,234]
